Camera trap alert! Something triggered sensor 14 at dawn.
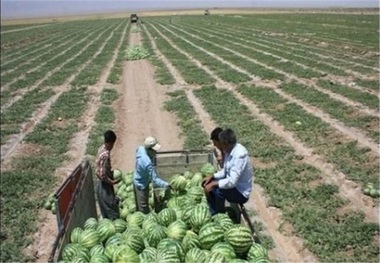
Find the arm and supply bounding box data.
[97,155,119,185]
[218,154,247,189]
[148,163,169,188]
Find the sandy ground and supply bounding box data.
[111,32,184,171]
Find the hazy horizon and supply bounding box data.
[1,0,379,19]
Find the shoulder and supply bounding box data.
[233,143,249,158]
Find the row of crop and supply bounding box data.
[141,25,176,85]
[71,20,129,87]
[177,19,352,77]
[237,84,379,187]
[193,18,379,76]
[177,18,379,109]
[0,21,104,71]
[202,16,379,69]
[1,20,125,146]
[1,21,78,54]
[191,85,379,262]
[167,21,334,79]
[1,87,90,262]
[150,21,286,81]
[147,24,251,84]
[143,24,214,85]
[2,23,114,95]
[0,25,109,91]
[148,20,379,143]
[198,14,379,55]
[0,21,106,77]
[107,23,131,84]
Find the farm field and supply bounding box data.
[1,10,379,263]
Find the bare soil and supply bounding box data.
[112,32,184,170]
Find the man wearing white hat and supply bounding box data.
[133,136,171,214]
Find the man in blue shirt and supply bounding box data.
[203,128,254,215]
[133,136,170,214]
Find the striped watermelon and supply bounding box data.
[170,175,188,192]
[70,227,83,243]
[229,259,250,263]
[97,219,116,243]
[89,244,104,256]
[78,229,101,249]
[247,243,269,261]
[187,186,204,203]
[198,222,224,250]
[112,245,140,263]
[121,232,145,253]
[89,254,109,263]
[84,217,98,230]
[62,243,89,262]
[103,243,118,261]
[183,171,193,179]
[182,230,201,252]
[185,247,206,263]
[157,238,185,262]
[181,206,194,225]
[158,208,177,227]
[211,242,236,259]
[105,233,122,247]
[127,211,145,227]
[208,251,226,263]
[190,173,203,186]
[123,225,142,236]
[225,225,253,255]
[156,249,180,263]
[251,256,271,263]
[189,205,212,233]
[113,219,127,233]
[145,223,167,248]
[167,220,187,241]
[139,247,157,263]
[142,217,158,231]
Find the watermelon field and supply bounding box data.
[1,10,379,263]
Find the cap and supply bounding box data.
[144,136,161,151]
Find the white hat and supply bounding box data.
[144,136,161,151]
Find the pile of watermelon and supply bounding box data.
[59,163,271,263]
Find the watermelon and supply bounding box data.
[78,229,101,249]
[84,217,98,230]
[211,242,236,259]
[190,173,203,186]
[62,243,89,262]
[70,227,83,243]
[157,238,185,262]
[156,249,180,263]
[97,219,116,243]
[105,233,122,247]
[90,254,109,263]
[113,219,127,233]
[167,220,187,241]
[103,243,118,261]
[248,243,269,260]
[158,208,177,227]
[127,211,145,227]
[187,186,204,203]
[208,251,226,263]
[113,169,122,180]
[113,245,140,263]
[225,225,253,255]
[189,205,212,233]
[140,247,157,263]
[170,175,188,192]
[185,247,206,263]
[182,230,201,252]
[121,233,145,253]
[90,244,104,256]
[198,222,224,250]
[200,163,216,176]
[183,171,193,179]
[145,223,167,247]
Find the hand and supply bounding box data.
[202,175,214,188]
[112,178,121,185]
[204,180,218,198]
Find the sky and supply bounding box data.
[1,0,379,19]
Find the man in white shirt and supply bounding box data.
[203,128,253,215]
